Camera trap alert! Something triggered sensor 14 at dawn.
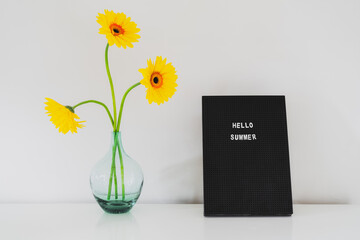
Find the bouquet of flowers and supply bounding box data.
[45,10,178,213]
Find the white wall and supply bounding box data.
[0,0,359,204]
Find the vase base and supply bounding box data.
[94,195,136,214]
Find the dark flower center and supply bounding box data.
[109,23,124,36]
[150,72,163,88]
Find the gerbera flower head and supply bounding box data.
[97,10,140,49]
[139,56,178,105]
[45,98,85,134]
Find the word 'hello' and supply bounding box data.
[232,122,253,129]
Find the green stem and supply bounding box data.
[113,134,118,199]
[105,43,117,131]
[116,82,141,132]
[107,133,119,200]
[115,135,125,201]
[73,100,114,127]
[114,82,141,200]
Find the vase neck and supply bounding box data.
[110,131,125,153]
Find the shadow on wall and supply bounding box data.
[159,156,203,204]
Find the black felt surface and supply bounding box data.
[202,96,293,216]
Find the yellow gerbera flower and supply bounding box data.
[97,10,140,49]
[139,56,178,105]
[45,98,85,134]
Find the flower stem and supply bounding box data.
[73,100,114,127]
[113,134,118,199]
[116,82,141,132]
[105,43,117,131]
[115,135,125,201]
[107,134,119,200]
[114,82,141,200]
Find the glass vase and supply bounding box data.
[90,132,143,214]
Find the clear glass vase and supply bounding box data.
[90,132,143,214]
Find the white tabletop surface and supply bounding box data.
[0,204,359,240]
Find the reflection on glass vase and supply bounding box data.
[90,132,143,214]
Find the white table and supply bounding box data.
[0,204,359,239]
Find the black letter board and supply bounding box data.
[202,96,293,216]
